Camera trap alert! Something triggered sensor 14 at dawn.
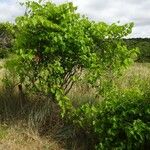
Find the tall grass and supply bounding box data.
[117,63,150,92]
[0,62,150,149]
[1,62,149,123]
[0,124,64,150]
[68,63,150,107]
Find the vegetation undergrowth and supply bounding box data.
[69,87,150,149]
[1,63,150,149]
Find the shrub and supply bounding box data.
[0,23,14,58]
[95,89,150,149]
[70,88,150,149]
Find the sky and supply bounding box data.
[0,0,150,38]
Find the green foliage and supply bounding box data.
[13,1,96,103]
[95,89,150,149]
[10,1,137,115]
[83,23,138,97]
[0,22,14,58]
[70,88,150,149]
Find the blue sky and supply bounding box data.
[0,0,150,37]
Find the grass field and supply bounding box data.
[0,61,150,149]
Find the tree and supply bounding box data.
[9,1,137,113]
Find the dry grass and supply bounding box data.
[68,82,96,106]
[0,61,150,150]
[68,62,150,105]
[123,63,150,79]
[117,63,150,90]
[0,59,67,149]
[0,124,64,150]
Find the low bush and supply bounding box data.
[70,88,150,149]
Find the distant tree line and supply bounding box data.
[125,38,150,62]
[0,23,14,58]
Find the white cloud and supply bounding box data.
[0,0,150,37]
[73,0,150,37]
[0,0,24,22]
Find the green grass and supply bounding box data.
[0,125,8,140]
